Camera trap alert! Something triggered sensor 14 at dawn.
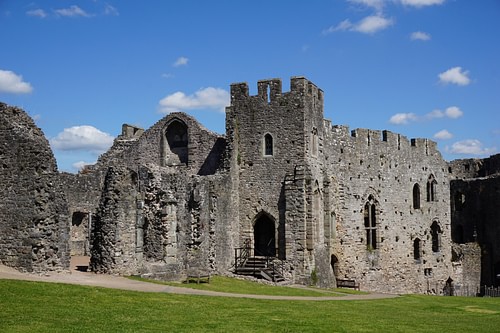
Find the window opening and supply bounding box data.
[426,174,437,202]
[413,183,421,209]
[364,195,377,250]
[414,238,421,261]
[431,221,441,252]
[264,134,273,156]
[311,128,318,156]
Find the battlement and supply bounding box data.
[230,76,323,105]
[326,124,440,157]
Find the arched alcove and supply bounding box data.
[163,120,188,166]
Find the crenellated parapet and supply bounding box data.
[230,76,323,106]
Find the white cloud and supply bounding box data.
[104,4,119,16]
[391,106,463,124]
[173,57,189,67]
[159,87,230,114]
[55,5,91,18]
[444,106,463,119]
[447,139,497,156]
[438,67,471,86]
[0,69,33,94]
[410,31,431,41]
[323,15,393,35]
[348,0,385,12]
[353,15,394,34]
[161,73,174,79]
[389,113,418,125]
[26,9,47,18]
[50,125,114,153]
[323,20,353,34]
[400,0,445,7]
[433,129,453,140]
[425,106,463,120]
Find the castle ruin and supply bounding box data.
[1,77,498,294]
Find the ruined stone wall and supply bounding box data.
[59,172,103,255]
[451,243,481,295]
[323,125,454,294]
[450,175,500,286]
[122,112,226,175]
[0,103,70,272]
[90,166,139,274]
[88,111,235,279]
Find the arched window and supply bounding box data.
[364,195,377,250]
[431,221,441,252]
[412,183,420,209]
[164,120,188,165]
[413,238,421,261]
[426,174,437,202]
[264,133,273,156]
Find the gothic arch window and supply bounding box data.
[364,195,377,250]
[264,133,273,156]
[431,220,442,253]
[414,238,422,262]
[426,174,437,202]
[412,183,421,209]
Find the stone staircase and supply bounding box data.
[234,256,285,283]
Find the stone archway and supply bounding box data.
[331,254,339,278]
[253,213,276,257]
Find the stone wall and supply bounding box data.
[324,126,454,293]
[450,163,500,287]
[0,103,70,272]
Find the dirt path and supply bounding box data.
[0,257,398,301]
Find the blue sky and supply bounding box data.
[1,0,499,172]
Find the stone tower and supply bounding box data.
[225,77,331,284]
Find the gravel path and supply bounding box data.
[0,257,398,301]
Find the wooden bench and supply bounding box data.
[337,279,360,290]
[185,272,210,284]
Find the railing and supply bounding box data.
[234,238,251,270]
[482,285,500,297]
[448,285,500,297]
[234,239,285,282]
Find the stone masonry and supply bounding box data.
[1,77,495,294]
[0,103,70,272]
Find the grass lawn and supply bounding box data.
[1,279,499,333]
[128,275,363,297]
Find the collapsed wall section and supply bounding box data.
[0,103,70,272]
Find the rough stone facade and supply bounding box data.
[0,103,70,272]
[449,154,500,287]
[1,77,494,295]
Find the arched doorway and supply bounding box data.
[331,254,339,278]
[254,214,276,257]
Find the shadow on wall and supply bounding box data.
[198,137,226,176]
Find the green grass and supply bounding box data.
[1,279,500,333]
[128,275,355,297]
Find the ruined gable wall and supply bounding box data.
[323,125,454,294]
[0,103,70,272]
[121,112,226,175]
